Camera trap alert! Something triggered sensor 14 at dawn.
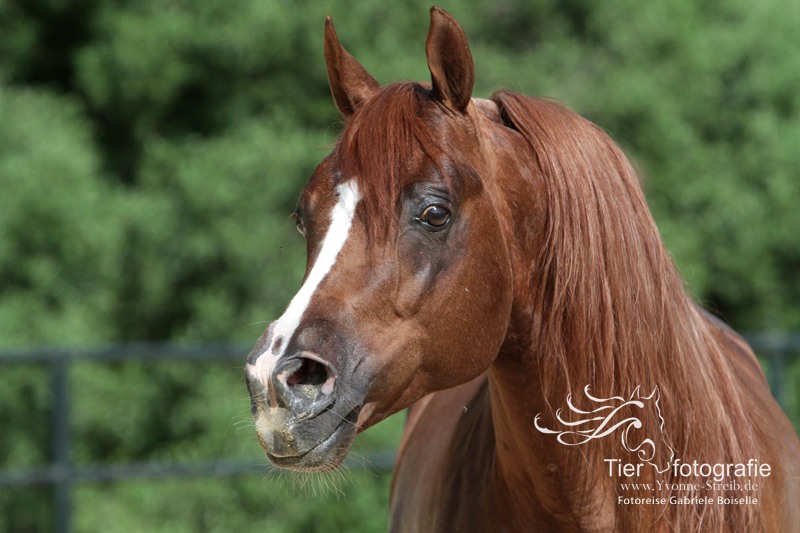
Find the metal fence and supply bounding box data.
[0,335,797,533]
[0,343,394,533]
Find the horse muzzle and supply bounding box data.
[246,348,361,471]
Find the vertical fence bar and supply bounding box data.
[52,358,71,533]
[769,348,786,410]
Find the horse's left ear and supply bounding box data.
[426,7,474,114]
[324,16,381,118]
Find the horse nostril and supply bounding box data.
[287,358,324,387]
[276,354,337,399]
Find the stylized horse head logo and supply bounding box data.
[535,385,674,473]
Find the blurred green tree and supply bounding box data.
[1,0,799,532]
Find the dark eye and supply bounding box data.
[418,205,451,228]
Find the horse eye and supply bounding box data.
[419,205,450,228]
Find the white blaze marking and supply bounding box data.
[248,181,360,401]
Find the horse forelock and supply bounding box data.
[334,82,476,241]
[490,90,764,531]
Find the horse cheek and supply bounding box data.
[460,209,514,372]
[427,205,513,385]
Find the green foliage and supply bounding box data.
[3,0,800,345]
[1,0,800,531]
[0,86,122,345]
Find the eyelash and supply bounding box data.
[292,209,305,236]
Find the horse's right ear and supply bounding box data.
[324,16,380,118]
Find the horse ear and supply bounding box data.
[426,7,474,114]
[324,16,380,118]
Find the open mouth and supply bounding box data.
[265,407,359,471]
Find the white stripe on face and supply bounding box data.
[247,181,361,401]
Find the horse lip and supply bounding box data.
[264,425,341,461]
[264,407,359,469]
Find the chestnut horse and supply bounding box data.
[246,7,800,532]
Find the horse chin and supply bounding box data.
[262,408,359,472]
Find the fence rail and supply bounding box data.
[0,342,395,533]
[0,335,797,533]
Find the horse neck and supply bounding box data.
[472,134,617,531]
[485,340,621,531]
[476,115,685,529]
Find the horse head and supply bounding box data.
[245,7,523,471]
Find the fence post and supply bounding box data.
[52,358,71,533]
[769,348,786,410]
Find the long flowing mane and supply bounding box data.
[492,90,763,530]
